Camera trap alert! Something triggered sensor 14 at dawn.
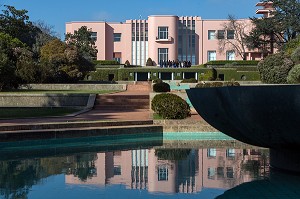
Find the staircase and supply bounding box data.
[95,94,149,110]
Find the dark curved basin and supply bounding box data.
[186,85,300,149]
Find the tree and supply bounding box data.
[0,5,40,48]
[218,15,249,60]
[65,26,98,61]
[0,33,25,90]
[245,0,300,55]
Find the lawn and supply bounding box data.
[0,107,80,119]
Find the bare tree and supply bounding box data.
[218,15,249,60]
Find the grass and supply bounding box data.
[0,107,80,119]
[0,90,119,94]
[153,113,164,120]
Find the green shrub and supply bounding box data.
[258,53,294,84]
[291,46,300,64]
[153,82,170,92]
[204,60,259,66]
[180,78,197,83]
[146,57,154,66]
[124,60,130,67]
[153,78,163,84]
[287,64,300,84]
[284,35,300,56]
[151,93,191,119]
[195,82,211,88]
[210,82,224,87]
[94,60,119,65]
[195,81,240,88]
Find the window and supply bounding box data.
[208,168,215,179]
[226,167,234,178]
[158,165,168,181]
[208,30,215,40]
[226,148,235,157]
[114,33,121,42]
[114,165,121,175]
[91,32,97,41]
[227,30,235,39]
[207,148,217,157]
[226,51,235,60]
[158,48,168,62]
[158,27,168,40]
[217,167,224,179]
[217,30,225,39]
[208,51,216,61]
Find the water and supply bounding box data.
[0,132,299,199]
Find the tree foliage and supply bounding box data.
[65,26,98,60]
[245,0,300,55]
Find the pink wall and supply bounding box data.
[148,16,178,64]
[66,22,113,60]
[109,22,132,64]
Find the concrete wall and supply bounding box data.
[22,84,127,91]
[0,94,91,108]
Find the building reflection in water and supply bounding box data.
[65,147,269,194]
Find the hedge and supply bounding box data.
[204,60,259,66]
[94,60,119,65]
[87,67,259,81]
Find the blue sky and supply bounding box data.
[1,0,260,39]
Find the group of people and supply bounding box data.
[159,60,192,68]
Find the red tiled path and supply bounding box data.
[0,83,201,126]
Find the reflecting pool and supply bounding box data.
[0,132,299,199]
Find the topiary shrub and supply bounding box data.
[195,82,211,88]
[124,60,130,67]
[291,46,300,65]
[153,78,163,84]
[258,53,294,84]
[146,57,154,66]
[180,78,197,83]
[151,93,191,119]
[287,64,300,84]
[153,82,170,92]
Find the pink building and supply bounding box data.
[66,3,272,66]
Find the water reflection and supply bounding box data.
[1,137,297,199]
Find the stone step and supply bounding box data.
[96,95,149,100]
[0,120,154,132]
[127,84,151,91]
[94,105,149,110]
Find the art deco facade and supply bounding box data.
[66,3,269,66]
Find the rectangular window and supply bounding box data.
[227,30,235,39]
[114,33,121,42]
[226,51,235,60]
[217,30,225,39]
[226,148,235,157]
[158,165,168,181]
[226,167,234,178]
[217,167,224,179]
[114,165,121,175]
[158,48,168,62]
[207,148,217,157]
[208,51,217,61]
[91,32,97,42]
[208,168,216,179]
[158,26,168,40]
[208,30,215,40]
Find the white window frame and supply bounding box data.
[226,51,235,60]
[158,27,168,40]
[158,48,168,62]
[208,51,216,61]
[208,30,216,40]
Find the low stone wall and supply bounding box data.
[0,94,93,108]
[21,84,127,91]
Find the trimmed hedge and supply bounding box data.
[204,60,259,66]
[151,93,191,119]
[87,67,259,81]
[153,82,170,92]
[94,60,119,65]
[181,78,198,83]
[195,81,240,88]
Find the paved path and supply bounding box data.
[0,89,201,126]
